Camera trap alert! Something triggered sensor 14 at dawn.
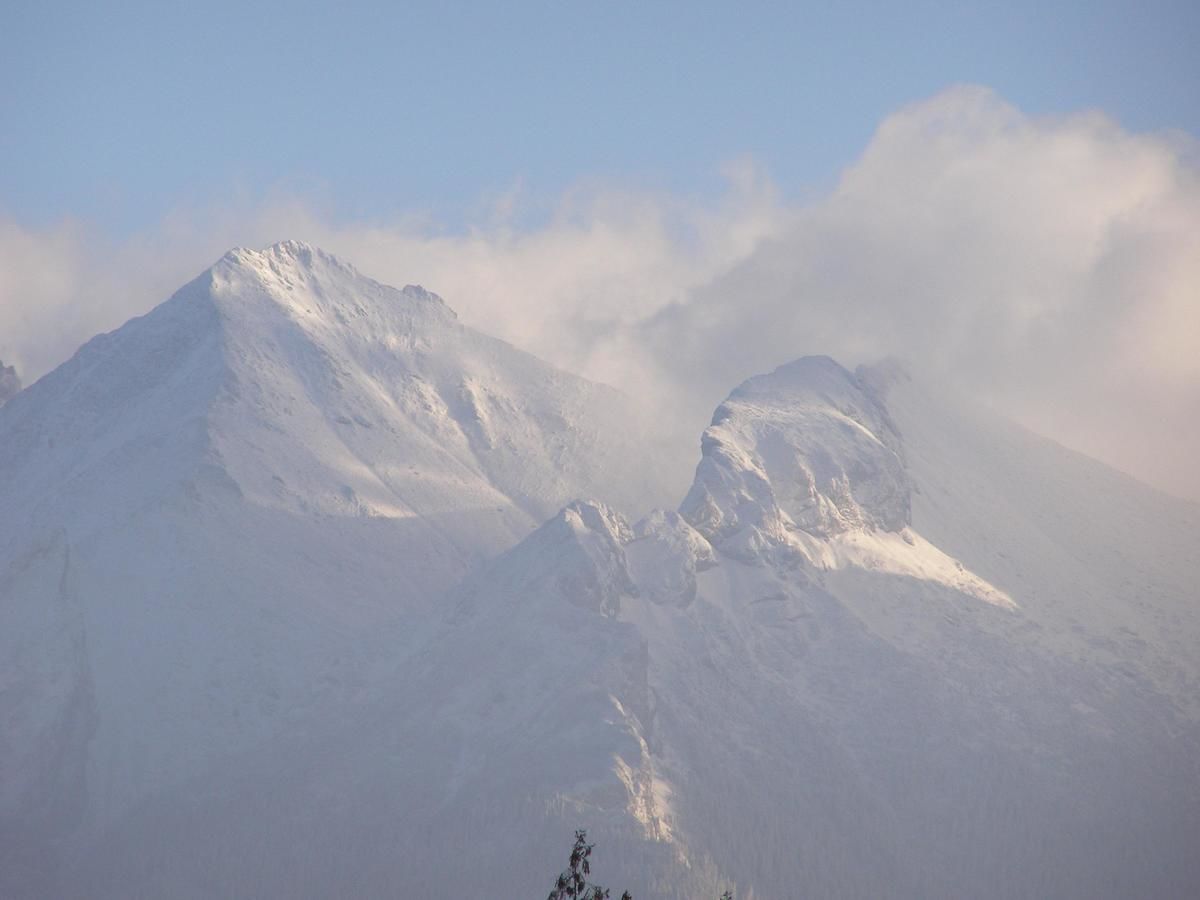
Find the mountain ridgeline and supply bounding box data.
[1,243,1197,899]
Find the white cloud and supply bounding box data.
[632,87,1200,500]
[1,86,1197,500]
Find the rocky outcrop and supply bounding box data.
[680,356,910,562]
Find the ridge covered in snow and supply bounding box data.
[2,244,1197,900]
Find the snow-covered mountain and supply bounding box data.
[0,242,678,896]
[2,245,1197,899]
[332,357,1195,900]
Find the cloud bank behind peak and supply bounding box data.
[2,87,1197,499]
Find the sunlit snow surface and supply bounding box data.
[2,244,1198,899]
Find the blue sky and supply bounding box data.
[3,0,1197,233]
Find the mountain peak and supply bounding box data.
[214,240,361,292]
[453,499,638,621]
[728,354,883,408]
[223,238,334,269]
[681,355,910,561]
[0,242,674,581]
[204,241,457,327]
[524,499,637,616]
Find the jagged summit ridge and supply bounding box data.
[189,240,444,314]
[211,240,456,323]
[219,239,439,306]
[680,355,910,561]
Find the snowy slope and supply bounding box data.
[430,358,1197,900]
[49,500,721,900]
[878,362,1200,703]
[0,242,677,896]
[652,359,1200,898]
[3,245,1197,899]
[38,354,1199,900]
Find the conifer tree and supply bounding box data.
[547,830,632,900]
[547,830,736,900]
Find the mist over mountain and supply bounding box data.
[1,244,1196,899]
